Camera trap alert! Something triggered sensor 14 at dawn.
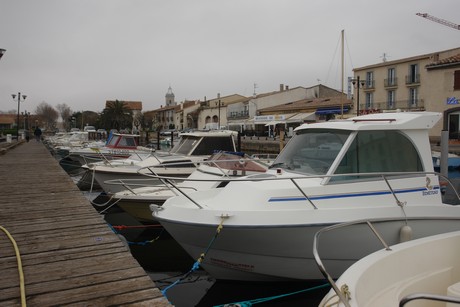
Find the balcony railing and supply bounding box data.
[358,99,425,113]
[384,77,398,88]
[405,74,420,85]
[363,80,375,90]
[228,110,249,119]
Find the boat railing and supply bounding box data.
[399,293,460,307]
[102,156,268,197]
[313,219,393,307]
[315,215,460,307]
[142,171,460,210]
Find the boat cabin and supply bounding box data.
[169,130,238,156]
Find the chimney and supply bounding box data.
[280,84,284,91]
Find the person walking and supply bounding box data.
[34,127,42,142]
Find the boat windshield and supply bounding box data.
[170,135,236,156]
[270,129,350,175]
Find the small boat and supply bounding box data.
[152,112,460,282]
[82,130,239,194]
[65,133,154,166]
[113,151,269,222]
[319,225,460,307]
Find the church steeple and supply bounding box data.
[165,86,175,106]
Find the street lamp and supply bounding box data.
[351,76,366,116]
[12,92,27,141]
[217,93,221,129]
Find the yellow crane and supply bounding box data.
[416,13,460,30]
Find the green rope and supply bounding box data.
[214,283,330,307]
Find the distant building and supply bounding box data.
[147,86,178,131]
[353,46,460,140]
[227,84,350,136]
[0,114,16,130]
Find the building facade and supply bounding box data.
[353,47,460,139]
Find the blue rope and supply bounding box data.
[107,223,164,245]
[161,217,226,299]
[213,283,330,307]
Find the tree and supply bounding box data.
[56,103,72,131]
[71,111,99,130]
[100,100,132,131]
[35,101,59,131]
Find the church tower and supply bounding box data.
[165,86,175,106]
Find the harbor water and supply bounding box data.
[98,201,330,307]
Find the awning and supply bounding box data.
[264,121,283,126]
[315,107,349,115]
[286,112,316,123]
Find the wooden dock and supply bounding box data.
[0,141,171,306]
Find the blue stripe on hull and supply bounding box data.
[268,186,440,202]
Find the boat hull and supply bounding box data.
[157,217,460,282]
[92,169,193,194]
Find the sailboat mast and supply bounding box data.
[341,29,344,118]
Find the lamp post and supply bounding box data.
[351,76,366,116]
[217,93,221,129]
[12,92,27,141]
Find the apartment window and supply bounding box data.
[387,90,395,109]
[387,68,396,86]
[455,70,460,90]
[409,88,418,107]
[365,92,373,109]
[408,64,419,83]
[366,71,374,88]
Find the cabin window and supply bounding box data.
[118,137,136,147]
[106,136,118,146]
[270,129,350,175]
[192,137,235,155]
[170,136,200,155]
[334,130,423,179]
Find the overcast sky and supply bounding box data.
[0,0,459,115]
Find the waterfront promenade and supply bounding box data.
[0,140,170,306]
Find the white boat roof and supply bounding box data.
[295,112,441,132]
[179,130,238,137]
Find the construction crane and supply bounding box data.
[416,13,460,30]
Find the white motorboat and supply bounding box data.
[82,130,239,194]
[319,226,460,307]
[152,112,460,282]
[65,133,154,166]
[114,151,269,222]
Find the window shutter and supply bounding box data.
[455,70,460,90]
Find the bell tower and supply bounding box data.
[165,86,175,106]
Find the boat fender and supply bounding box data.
[399,225,413,243]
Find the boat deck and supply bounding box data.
[0,140,170,306]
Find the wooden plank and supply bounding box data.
[0,141,169,306]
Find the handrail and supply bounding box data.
[135,171,458,210]
[313,219,393,307]
[400,293,460,306]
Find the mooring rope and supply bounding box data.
[215,283,330,307]
[161,216,226,299]
[0,225,27,307]
[107,223,165,246]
